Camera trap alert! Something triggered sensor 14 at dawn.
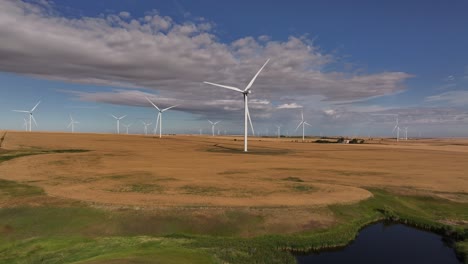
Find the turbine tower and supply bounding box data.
[141,121,152,135]
[275,125,281,138]
[204,59,270,152]
[295,111,312,142]
[122,123,132,134]
[208,120,220,136]
[392,116,400,141]
[12,101,40,132]
[111,115,126,134]
[145,97,178,138]
[67,114,79,133]
[22,118,28,131]
[404,127,408,140]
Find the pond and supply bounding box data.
[296,222,462,264]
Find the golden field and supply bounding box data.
[0,131,467,234]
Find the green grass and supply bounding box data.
[0,149,467,263]
[0,179,44,198]
[0,149,88,163]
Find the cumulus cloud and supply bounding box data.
[425,91,468,106]
[277,103,302,109]
[0,0,412,106]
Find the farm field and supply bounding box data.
[0,131,467,263]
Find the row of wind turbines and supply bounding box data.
[11,59,408,152]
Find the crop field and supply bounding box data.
[0,131,467,263]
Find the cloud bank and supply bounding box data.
[0,0,411,106]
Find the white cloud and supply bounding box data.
[0,0,412,106]
[425,91,468,106]
[277,103,302,109]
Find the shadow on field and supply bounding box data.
[205,143,292,155]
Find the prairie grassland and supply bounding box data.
[0,132,467,263]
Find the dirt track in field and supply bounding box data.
[0,132,467,209]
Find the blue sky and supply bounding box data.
[0,0,467,137]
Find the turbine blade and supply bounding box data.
[301,111,304,121]
[304,122,312,127]
[31,115,38,127]
[203,81,243,93]
[12,110,29,113]
[392,124,398,132]
[246,104,255,135]
[67,122,72,128]
[162,105,178,112]
[214,121,220,125]
[145,96,160,111]
[295,122,303,131]
[31,101,41,112]
[111,114,118,119]
[208,120,213,124]
[245,58,270,91]
[119,115,127,119]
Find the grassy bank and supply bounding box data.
[0,150,467,263]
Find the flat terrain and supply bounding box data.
[1,132,467,209]
[0,131,467,263]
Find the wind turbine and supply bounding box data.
[67,114,79,133]
[392,116,400,141]
[404,127,408,140]
[141,121,152,135]
[111,115,126,134]
[122,123,132,134]
[145,97,178,138]
[204,59,270,152]
[275,125,281,138]
[12,101,40,132]
[295,111,312,142]
[208,120,220,136]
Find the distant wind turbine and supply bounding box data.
[67,114,79,133]
[208,120,220,136]
[404,127,408,140]
[275,125,281,138]
[296,111,312,142]
[12,101,40,132]
[22,118,28,131]
[122,123,132,134]
[145,97,178,138]
[111,114,126,134]
[141,121,152,135]
[204,59,270,152]
[392,116,400,141]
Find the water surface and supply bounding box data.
[296,222,462,264]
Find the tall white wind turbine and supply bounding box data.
[141,121,152,135]
[12,101,40,132]
[67,114,79,133]
[208,120,220,136]
[122,123,132,134]
[295,111,312,142]
[204,59,270,152]
[145,97,178,138]
[404,127,408,140]
[111,115,126,134]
